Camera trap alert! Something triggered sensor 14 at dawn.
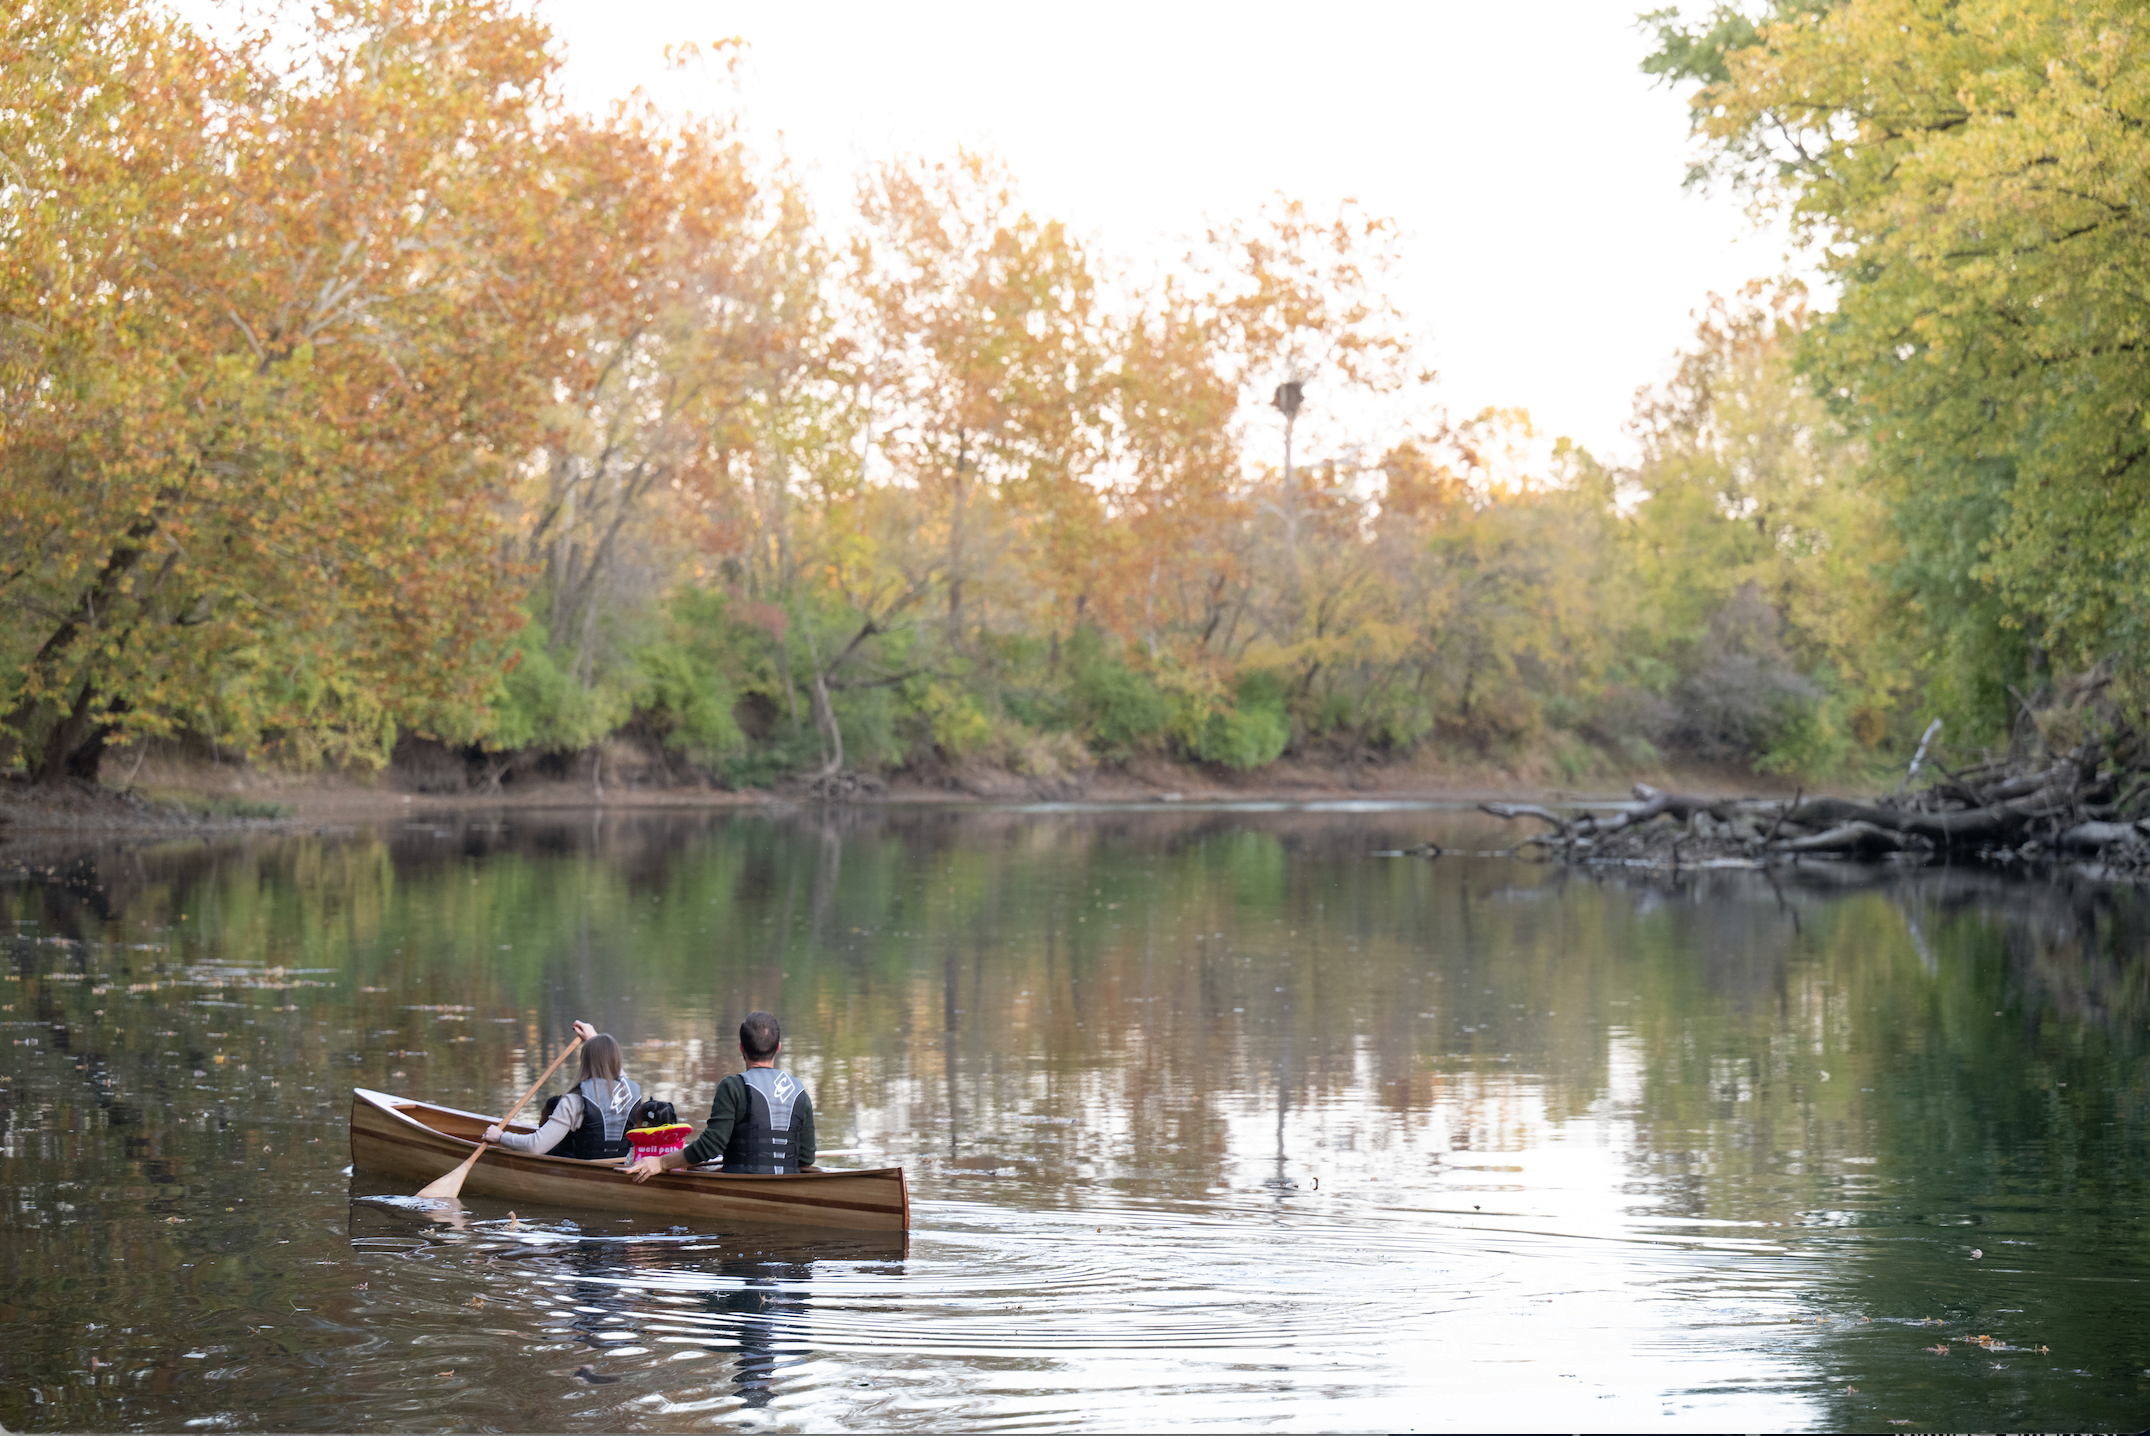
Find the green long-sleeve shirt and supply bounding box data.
[679,1070,816,1168]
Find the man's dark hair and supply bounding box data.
[739,1010,782,1062]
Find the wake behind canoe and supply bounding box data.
[349,1088,909,1232]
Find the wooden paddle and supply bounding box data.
[417,1035,582,1202]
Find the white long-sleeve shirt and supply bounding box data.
[495,1078,635,1154]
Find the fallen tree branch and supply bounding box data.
[2058,819,2150,851]
[1778,820,1914,855]
[1480,802,1570,836]
[1472,693,2150,875]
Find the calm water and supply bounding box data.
[5,804,2150,1432]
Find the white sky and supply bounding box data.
[538,0,1799,466]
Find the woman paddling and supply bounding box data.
[483,1020,645,1160]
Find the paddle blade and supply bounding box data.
[416,1146,482,1201]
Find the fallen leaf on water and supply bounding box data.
[355,1283,367,1291]
[437,1371,453,1377]
[1844,1385,1857,1394]
[465,1296,485,1309]
[2038,1345,2050,1354]
[1926,1343,1949,1354]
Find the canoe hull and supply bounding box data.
[349,1088,908,1232]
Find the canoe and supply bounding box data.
[349,1087,909,1232]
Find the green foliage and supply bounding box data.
[484,618,627,754]
[1180,670,1291,771]
[1062,629,1171,755]
[716,729,823,791]
[1612,286,1914,775]
[1637,4,1769,88]
[14,0,2027,793]
[920,681,993,756]
[632,589,750,762]
[0,0,554,782]
[1651,0,2150,736]
[476,590,757,766]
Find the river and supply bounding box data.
[4,803,2149,1430]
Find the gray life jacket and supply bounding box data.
[720,1067,806,1174]
[559,1076,643,1161]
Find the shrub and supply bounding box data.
[1664,587,1820,763]
[1064,628,1170,754]
[1183,670,1290,770]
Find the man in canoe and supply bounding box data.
[627,1010,816,1180]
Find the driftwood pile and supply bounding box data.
[796,769,888,803]
[1481,715,2150,875]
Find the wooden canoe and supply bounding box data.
[349,1087,909,1232]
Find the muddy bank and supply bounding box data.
[0,746,1798,854]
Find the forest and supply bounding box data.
[1,0,2142,795]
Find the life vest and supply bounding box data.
[720,1067,806,1174]
[557,1076,644,1161]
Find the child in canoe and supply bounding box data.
[483,1020,647,1160]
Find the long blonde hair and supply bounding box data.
[578,1033,625,1107]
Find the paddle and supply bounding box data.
[417,1035,582,1202]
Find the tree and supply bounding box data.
[483,107,832,769]
[1620,285,1909,768]
[1091,280,1244,662]
[1206,195,1426,485]
[0,0,565,781]
[1200,197,1434,738]
[1646,0,2150,727]
[853,153,1111,654]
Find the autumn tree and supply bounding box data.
[1088,282,1244,660]
[1195,197,1432,753]
[1206,196,1424,483]
[0,0,566,781]
[853,153,1111,655]
[483,103,836,776]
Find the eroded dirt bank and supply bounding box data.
[0,748,1799,849]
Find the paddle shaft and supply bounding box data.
[416,1035,582,1200]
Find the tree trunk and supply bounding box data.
[1,513,160,773]
[33,684,104,785]
[1785,793,2059,844]
[945,433,969,649]
[809,670,844,777]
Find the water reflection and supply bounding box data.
[5,806,2150,1430]
[346,1192,901,1420]
[706,1253,808,1409]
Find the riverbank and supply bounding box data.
[0,748,1800,842]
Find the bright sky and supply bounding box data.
[539,0,1798,466]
